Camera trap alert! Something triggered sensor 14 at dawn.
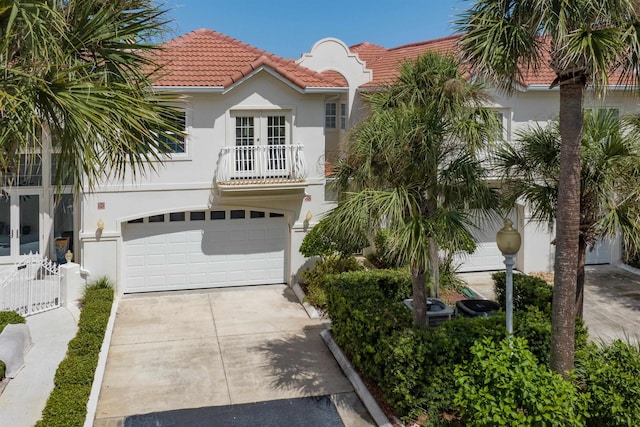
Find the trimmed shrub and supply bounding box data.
[576,339,640,427]
[299,217,365,258]
[324,270,412,375]
[323,269,591,424]
[35,276,114,427]
[301,255,363,310]
[0,311,26,332]
[375,315,506,420]
[493,271,553,313]
[455,337,586,427]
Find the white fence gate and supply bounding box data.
[0,253,61,316]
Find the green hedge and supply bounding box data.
[576,339,640,427]
[455,337,586,426]
[325,269,590,424]
[35,277,114,427]
[300,255,363,310]
[492,271,554,313]
[0,311,26,379]
[0,311,26,332]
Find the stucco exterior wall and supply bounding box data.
[80,70,336,288]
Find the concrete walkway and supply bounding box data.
[460,265,640,343]
[0,307,77,427]
[93,285,375,427]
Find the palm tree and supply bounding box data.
[496,109,640,318]
[324,52,501,326]
[0,0,182,191]
[456,0,640,375]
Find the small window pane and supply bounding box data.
[190,211,205,221]
[325,103,337,129]
[4,154,43,187]
[340,103,347,130]
[149,214,164,223]
[230,210,245,219]
[51,153,74,186]
[128,218,143,224]
[269,212,284,218]
[159,111,186,154]
[250,211,265,218]
[210,211,225,220]
[170,212,185,222]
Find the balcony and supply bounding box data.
[216,144,307,194]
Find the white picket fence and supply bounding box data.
[0,252,61,316]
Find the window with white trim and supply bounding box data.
[159,110,187,154]
[325,102,337,129]
[340,103,347,130]
[231,111,291,178]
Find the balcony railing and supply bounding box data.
[217,144,307,185]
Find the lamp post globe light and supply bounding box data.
[496,218,522,336]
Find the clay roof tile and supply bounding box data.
[153,29,345,89]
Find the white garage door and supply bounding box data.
[455,213,518,273]
[123,209,287,293]
[586,237,611,265]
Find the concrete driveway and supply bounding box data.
[462,265,640,343]
[93,285,374,427]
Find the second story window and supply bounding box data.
[340,103,347,130]
[3,154,43,187]
[325,102,337,129]
[159,111,186,154]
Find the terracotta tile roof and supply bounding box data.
[320,70,348,86]
[152,29,346,89]
[356,35,461,87]
[355,34,625,89]
[350,42,387,65]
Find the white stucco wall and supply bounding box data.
[80,70,338,289]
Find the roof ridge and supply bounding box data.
[154,28,349,89]
[350,41,387,51]
[386,34,461,52]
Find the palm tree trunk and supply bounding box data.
[550,80,584,377]
[429,237,440,298]
[411,266,428,326]
[576,234,587,318]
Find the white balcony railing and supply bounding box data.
[217,144,307,185]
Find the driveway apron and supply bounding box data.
[93,285,374,426]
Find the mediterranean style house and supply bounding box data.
[6,29,628,293]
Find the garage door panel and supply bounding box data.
[456,212,518,273]
[123,215,286,293]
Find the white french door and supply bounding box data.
[0,190,42,262]
[233,112,290,179]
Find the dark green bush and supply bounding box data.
[493,271,553,313]
[67,332,105,357]
[301,255,363,310]
[366,229,403,269]
[576,339,640,427]
[323,268,591,424]
[35,276,114,427]
[324,270,412,375]
[299,217,365,258]
[455,337,586,427]
[37,385,92,427]
[54,354,100,386]
[375,315,506,421]
[0,310,26,333]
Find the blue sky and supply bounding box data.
[164,1,465,58]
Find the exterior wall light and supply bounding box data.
[97,218,105,231]
[496,218,522,336]
[305,210,313,222]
